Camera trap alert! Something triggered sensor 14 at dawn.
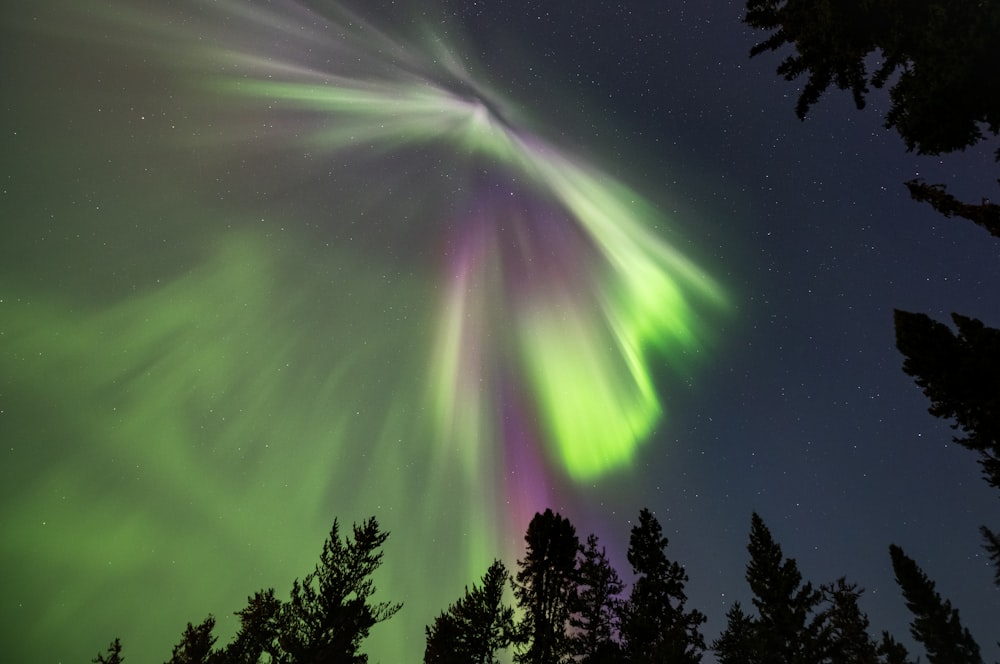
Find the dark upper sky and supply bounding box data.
[2,0,998,661]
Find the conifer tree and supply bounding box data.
[712,603,758,664]
[220,589,285,664]
[746,512,826,663]
[877,632,916,664]
[894,311,1000,491]
[819,578,879,664]
[93,638,124,664]
[280,517,401,664]
[166,616,218,664]
[513,508,580,664]
[888,544,983,664]
[570,534,625,663]
[424,559,517,664]
[712,512,828,664]
[619,508,706,664]
[895,310,1000,585]
[743,0,1000,233]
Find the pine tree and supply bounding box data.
[820,578,879,664]
[424,559,517,664]
[877,632,916,664]
[219,589,285,664]
[619,508,706,664]
[889,544,983,664]
[570,534,625,663]
[980,526,1000,587]
[712,603,758,664]
[280,517,401,664]
[744,512,825,664]
[513,508,580,664]
[93,638,124,664]
[894,310,1000,491]
[895,309,1000,586]
[166,616,218,664]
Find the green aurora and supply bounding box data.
[1,1,726,660]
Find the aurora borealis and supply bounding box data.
[3,1,726,660]
[3,0,999,662]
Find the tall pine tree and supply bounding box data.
[514,509,580,664]
[895,310,1000,586]
[712,512,827,664]
[570,533,625,663]
[889,544,983,664]
[619,508,706,664]
[744,512,826,663]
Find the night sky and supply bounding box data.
[2,1,998,662]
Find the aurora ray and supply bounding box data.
[187,2,727,480]
[1,1,726,662]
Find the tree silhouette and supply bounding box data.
[713,603,758,664]
[569,533,625,663]
[513,508,580,664]
[819,578,881,663]
[877,632,916,664]
[219,589,284,664]
[93,638,124,664]
[619,508,705,663]
[424,559,517,664]
[888,544,983,663]
[894,310,1000,489]
[712,512,827,663]
[904,180,1000,240]
[746,512,827,663]
[744,0,1000,232]
[279,517,401,664]
[166,616,218,664]
[744,0,1000,154]
[895,309,1000,583]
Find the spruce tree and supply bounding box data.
[744,0,1000,152]
[166,616,218,664]
[889,544,983,664]
[895,310,1000,586]
[742,512,825,664]
[712,603,758,664]
[513,508,580,664]
[744,0,1000,233]
[424,560,517,664]
[619,508,706,664]
[93,638,124,664]
[220,589,285,664]
[877,632,916,664]
[819,578,879,664]
[570,534,625,663]
[280,517,401,664]
[894,310,1000,491]
[712,512,830,664]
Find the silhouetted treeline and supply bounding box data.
[744,0,1000,595]
[94,506,989,664]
